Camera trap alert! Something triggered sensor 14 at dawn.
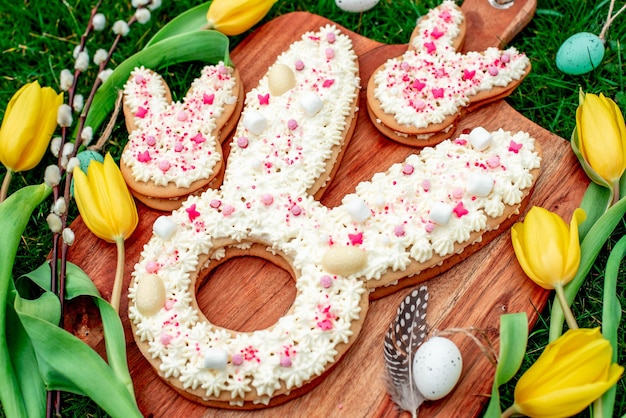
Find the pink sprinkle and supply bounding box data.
[394,225,405,237]
[146,261,159,273]
[160,334,173,345]
[422,179,431,192]
[325,48,335,59]
[164,299,175,310]
[203,93,215,104]
[349,232,363,245]
[280,356,292,367]
[487,156,501,168]
[402,164,414,175]
[261,194,274,205]
[136,107,147,118]
[159,160,171,172]
[425,222,435,233]
[134,74,145,83]
[441,10,452,21]
[237,137,249,148]
[424,42,436,54]
[295,60,305,71]
[191,133,205,144]
[322,79,335,88]
[177,111,187,121]
[222,205,235,216]
[137,150,151,162]
[291,205,302,216]
[414,99,426,111]
[501,53,511,63]
[258,93,270,105]
[320,275,332,288]
[326,32,336,43]
[210,199,221,208]
[463,69,476,80]
[174,143,184,152]
[432,88,445,99]
[218,64,228,74]
[452,187,464,199]
[232,354,243,366]
[412,79,426,91]
[317,319,333,331]
[287,119,298,130]
[400,61,410,71]
[146,135,156,146]
[186,204,200,221]
[454,138,467,146]
[488,66,499,76]
[431,27,444,39]
[508,140,523,153]
[453,202,469,217]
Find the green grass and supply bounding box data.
[0,0,624,417]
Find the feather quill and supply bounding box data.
[383,285,429,418]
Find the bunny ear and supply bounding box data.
[409,0,466,53]
[123,67,173,133]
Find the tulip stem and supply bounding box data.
[611,181,620,206]
[111,238,125,313]
[0,170,12,203]
[554,283,579,331]
[500,405,518,418]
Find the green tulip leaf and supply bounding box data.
[578,181,611,240]
[593,234,626,416]
[12,290,61,326]
[17,260,134,398]
[17,312,142,418]
[146,1,211,47]
[5,302,47,418]
[483,312,528,417]
[550,194,626,341]
[0,183,51,418]
[83,29,231,136]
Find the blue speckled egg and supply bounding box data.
[335,0,379,13]
[556,32,605,75]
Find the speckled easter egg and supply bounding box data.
[413,336,463,400]
[556,32,605,75]
[335,0,379,13]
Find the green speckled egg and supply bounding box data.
[556,32,605,75]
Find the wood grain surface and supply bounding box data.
[65,0,590,416]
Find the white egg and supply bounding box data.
[335,0,380,13]
[412,336,463,400]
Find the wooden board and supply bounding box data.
[65,1,590,416]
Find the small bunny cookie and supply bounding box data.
[121,63,243,211]
[366,0,530,147]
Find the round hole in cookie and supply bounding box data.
[196,244,297,333]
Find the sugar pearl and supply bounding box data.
[232,354,243,366]
[320,275,333,288]
[295,60,305,71]
[287,119,298,130]
[237,137,249,148]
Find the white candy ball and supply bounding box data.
[153,216,177,240]
[428,202,453,225]
[298,92,323,116]
[203,348,229,370]
[335,0,380,13]
[413,337,463,400]
[345,197,371,223]
[243,110,267,135]
[466,172,494,197]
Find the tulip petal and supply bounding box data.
[561,208,585,283]
[102,154,138,240]
[73,165,115,242]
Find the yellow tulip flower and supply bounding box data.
[575,92,626,196]
[0,81,63,202]
[73,153,138,243]
[511,206,586,289]
[73,153,138,313]
[506,328,624,418]
[0,81,63,173]
[206,0,277,36]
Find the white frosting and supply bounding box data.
[122,63,238,188]
[128,24,541,406]
[372,0,530,132]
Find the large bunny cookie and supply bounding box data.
[367,0,531,147]
[127,24,541,408]
[121,63,243,211]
